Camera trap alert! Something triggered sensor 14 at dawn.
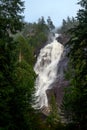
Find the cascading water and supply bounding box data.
[34,34,64,109]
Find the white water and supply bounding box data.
[34,36,64,109]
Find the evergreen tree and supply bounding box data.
[0,1,42,129]
[22,19,49,56]
[46,94,61,129]
[57,17,78,34]
[62,0,87,129]
[13,33,35,65]
[47,16,55,31]
[0,0,24,36]
[10,60,36,130]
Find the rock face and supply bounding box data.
[34,38,64,109]
[41,47,69,116]
[46,35,69,108]
[47,50,69,107]
[41,40,69,115]
[34,33,69,115]
[56,33,70,45]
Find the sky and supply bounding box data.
[24,0,80,27]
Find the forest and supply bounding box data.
[0,0,87,130]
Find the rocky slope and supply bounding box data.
[45,34,70,114]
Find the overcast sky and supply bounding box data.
[24,0,80,27]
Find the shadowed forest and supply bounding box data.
[0,0,87,130]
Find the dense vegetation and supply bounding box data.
[22,16,55,56]
[0,0,36,129]
[0,0,87,129]
[0,0,55,129]
[61,0,87,129]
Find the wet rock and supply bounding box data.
[46,44,69,108]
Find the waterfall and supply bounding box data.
[34,34,64,109]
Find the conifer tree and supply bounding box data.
[62,0,87,129]
[47,16,55,31]
[0,0,27,129]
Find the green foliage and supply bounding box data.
[57,17,78,34]
[0,1,55,129]
[0,0,23,129]
[0,0,24,37]
[21,17,55,56]
[47,16,55,31]
[46,94,61,129]
[0,0,38,129]
[62,0,87,129]
[22,20,48,53]
[14,33,35,65]
[9,60,36,130]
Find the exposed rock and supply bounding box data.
[39,34,69,116]
[34,33,70,116]
[46,37,69,109]
[40,106,50,116]
[56,33,70,45]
